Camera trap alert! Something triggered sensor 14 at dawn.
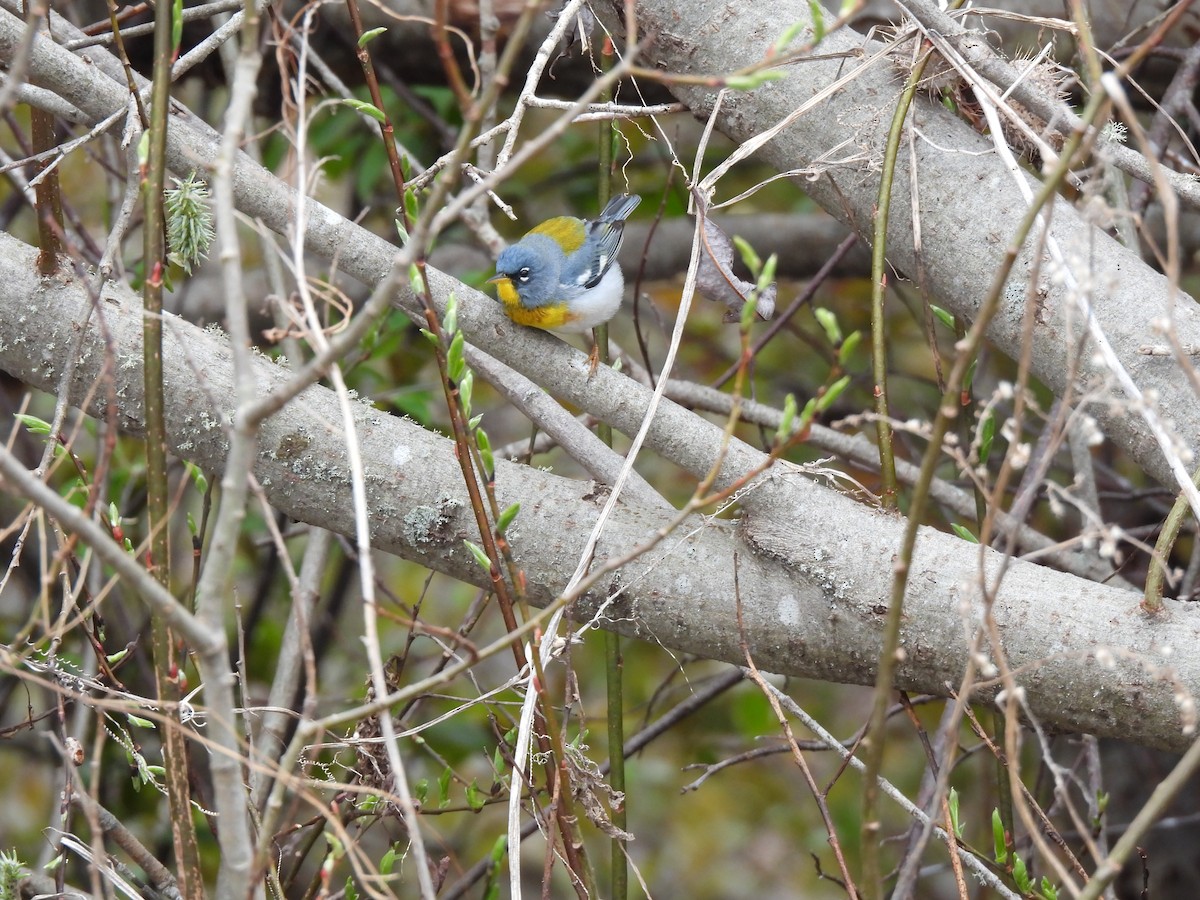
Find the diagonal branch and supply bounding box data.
[2,230,1199,754]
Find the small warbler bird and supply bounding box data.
[488,193,641,335]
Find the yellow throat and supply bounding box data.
[493,277,575,330]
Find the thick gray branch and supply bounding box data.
[2,233,1199,752]
[595,0,1200,491]
[4,3,1199,488]
[4,2,1200,754]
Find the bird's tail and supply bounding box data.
[600,193,641,222]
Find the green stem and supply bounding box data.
[1143,466,1200,611]
[859,38,937,897]
[866,51,929,513]
[142,0,202,895]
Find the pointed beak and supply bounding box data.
[486,273,506,285]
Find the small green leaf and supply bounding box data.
[773,21,806,54]
[838,330,863,365]
[1040,876,1058,899]
[978,410,996,465]
[948,787,962,837]
[800,396,818,424]
[739,292,759,330]
[184,460,208,493]
[14,413,52,436]
[1012,853,1032,892]
[340,98,387,123]
[358,26,387,46]
[964,357,977,396]
[732,235,761,277]
[344,876,358,900]
[463,539,491,571]
[814,307,842,345]
[126,714,155,728]
[476,427,493,477]
[951,523,978,544]
[465,779,487,811]
[414,778,428,805]
[494,504,518,532]
[807,1,825,43]
[725,70,786,91]
[437,767,452,808]
[379,846,397,875]
[394,217,409,244]
[443,295,458,339]
[992,808,1007,864]
[458,369,474,419]
[757,253,777,292]
[467,414,483,430]
[404,187,420,227]
[776,393,797,444]
[815,375,850,412]
[172,0,183,50]
[489,834,507,864]
[447,331,466,383]
[930,304,955,330]
[108,501,121,528]
[409,263,426,296]
[106,648,128,665]
[187,512,198,538]
[420,328,438,345]
[137,130,151,167]
[326,833,345,859]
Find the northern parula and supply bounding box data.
[488,193,641,334]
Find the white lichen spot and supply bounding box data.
[1093,646,1115,668]
[1101,120,1127,144]
[393,444,412,467]
[777,594,800,627]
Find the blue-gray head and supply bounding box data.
[492,235,563,309]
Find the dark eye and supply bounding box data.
[518,267,531,283]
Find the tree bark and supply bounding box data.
[3,0,1200,755]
